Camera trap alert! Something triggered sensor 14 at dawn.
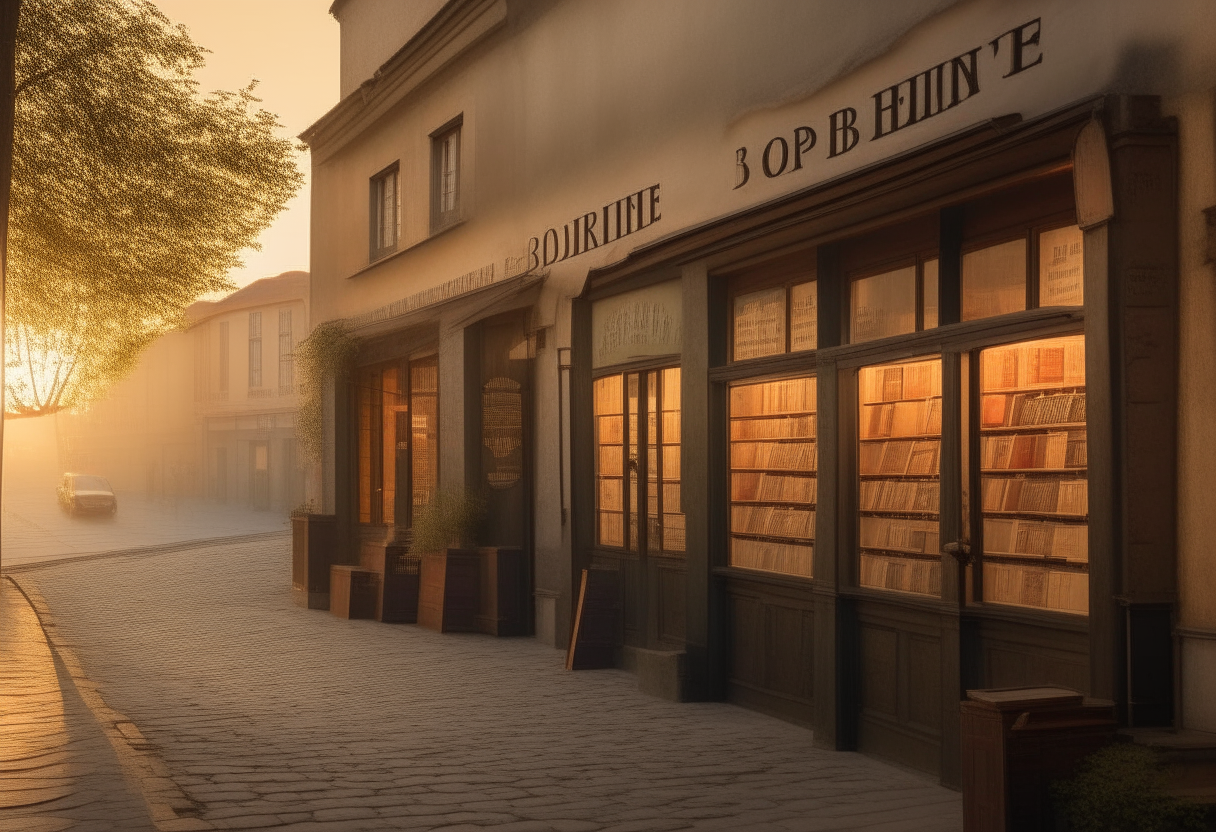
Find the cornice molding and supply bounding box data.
[301,0,507,163]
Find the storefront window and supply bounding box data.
[962,239,1027,321]
[356,356,437,525]
[849,258,938,344]
[1038,225,1085,307]
[594,367,684,553]
[732,280,817,360]
[728,376,817,577]
[979,334,1087,614]
[857,356,942,596]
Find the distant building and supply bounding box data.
[57,271,310,513]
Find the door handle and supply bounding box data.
[942,539,973,567]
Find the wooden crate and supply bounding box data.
[359,541,421,623]
[329,565,378,620]
[477,547,527,636]
[961,687,1116,832]
[291,514,337,609]
[418,550,481,633]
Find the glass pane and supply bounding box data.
[728,376,817,578]
[594,375,624,547]
[410,357,439,514]
[790,280,817,352]
[733,287,786,360]
[922,259,939,330]
[647,371,661,554]
[979,334,1087,615]
[1039,226,1084,307]
[661,367,685,553]
[382,366,400,525]
[962,239,1027,321]
[850,266,916,343]
[857,357,942,597]
[627,373,640,551]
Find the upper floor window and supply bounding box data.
[370,163,399,260]
[278,308,294,393]
[431,117,461,232]
[248,311,262,388]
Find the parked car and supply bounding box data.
[57,473,118,516]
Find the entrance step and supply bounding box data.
[1122,727,1216,806]
[622,646,686,702]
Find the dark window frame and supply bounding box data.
[369,162,400,262]
[430,116,462,233]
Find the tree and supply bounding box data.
[5,0,302,416]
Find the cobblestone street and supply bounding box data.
[6,535,963,831]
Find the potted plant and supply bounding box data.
[412,488,486,632]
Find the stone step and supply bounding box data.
[1122,728,1216,805]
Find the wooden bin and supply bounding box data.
[360,541,421,623]
[961,687,1116,832]
[418,549,480,633]
[330,565,379,620]
[477,547,527,636]
[292,514,337,610]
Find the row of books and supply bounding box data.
[860,360,942,404]
[981,476,1087,516]
[730,536,814,577]
[731,472,817,504]
[859,516,941,555]
[860,553,942,596]
[859,439,941,477]
[859,479,940,513]
[981,337,1085,390]
[860,397,943,439]
[731,414,817,441]
[981,391,1086,429]
[731,505,816,539]
[983,518,1088,562]
[985,563,1088,614]
[980,431,1086,471]
[730,378,818,416]
[731,440,818,471]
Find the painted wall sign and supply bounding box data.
[733,18,1044,189]
[528,184,662,270]
[591,279,682,369]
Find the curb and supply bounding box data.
[1,529,289,574]
[5,575,216,831]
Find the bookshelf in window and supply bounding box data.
[857,357,943,597]
[728,376,817,578]
[979,334,1088,615]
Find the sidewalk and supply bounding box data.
[7,535,964,831]
[0,578,156,832]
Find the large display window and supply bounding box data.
[978,334,1088,614]
[856,356,943,596]
[728,375,817,577]
[356,355,438,526]
[594,367,684,554]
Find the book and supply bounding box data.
[731,537,813,577]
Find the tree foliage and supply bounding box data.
[294,320,358,465]
[6,0,302,416]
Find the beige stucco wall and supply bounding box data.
[334,0,449,99]
[1165,88,1216,732]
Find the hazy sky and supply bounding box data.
[151,0,340,289]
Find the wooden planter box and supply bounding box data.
[478,547,527,636]
[360,541,421,623]
[291,514,337,610]
[418,549,481,633]
[330,565,379,620]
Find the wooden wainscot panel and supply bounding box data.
[567,568,622,670]
[656,561,687,645]
[855,599,945,774]
[724,574,815,726]
[975,615,1089,693]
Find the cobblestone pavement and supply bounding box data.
[11,536,963,831]
[1,486,287,568]
[0,579,157,832]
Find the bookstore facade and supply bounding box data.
[573,95,1180,782]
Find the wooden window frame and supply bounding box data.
[726,260,818,364]
[369,162,400,262]
[430,116,462,234]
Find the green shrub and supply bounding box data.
[1053,743,1205,832]
[409,488,486,554]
